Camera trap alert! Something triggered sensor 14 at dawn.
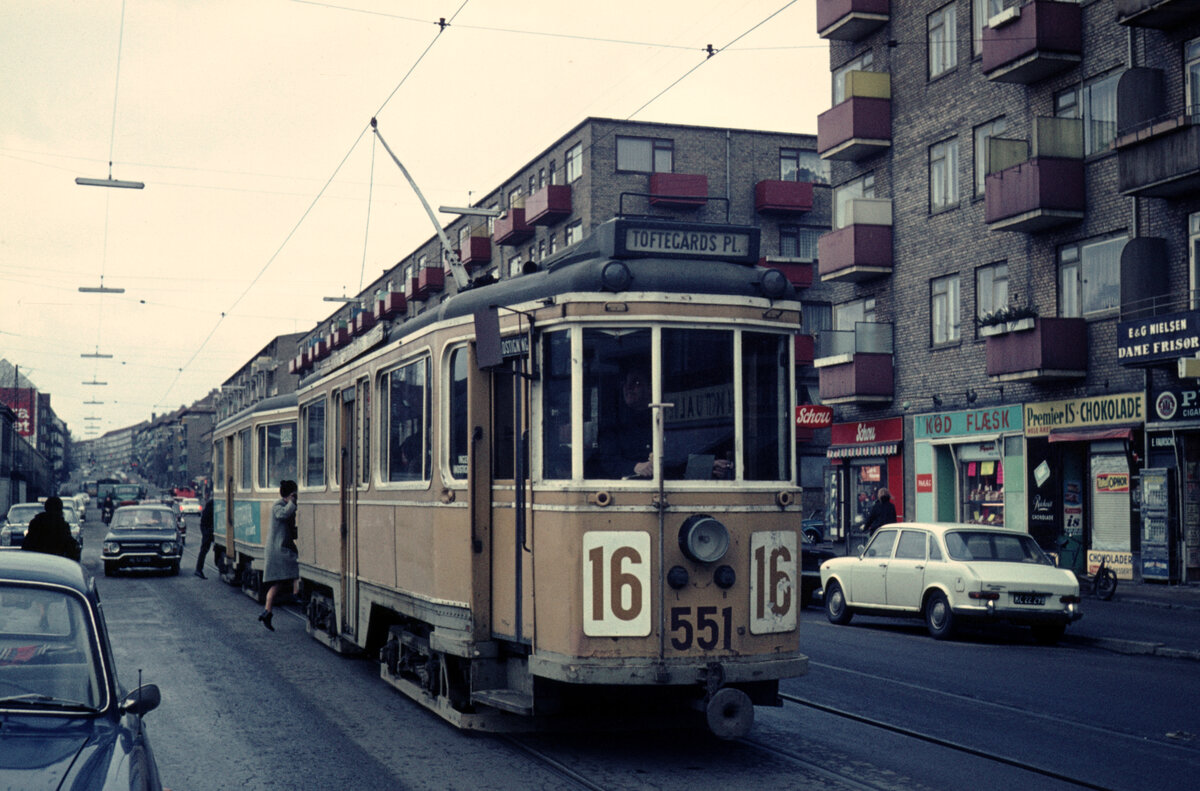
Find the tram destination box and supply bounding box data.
[599,219,760,265]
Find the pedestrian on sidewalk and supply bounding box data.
[863,488,897,536]
[194,497,214,579]
[258,480,299,632]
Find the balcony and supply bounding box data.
[459,235,492,269]
[754,180,813,214]
[982,1,1081,84]
[493,208,534,246]
[817,198,892,282]
[795,333,815,368]
[649,172,708,207]
[817,72,891,161]
[985,318,1087,382]
[761,256,813,290]
[985,157,1084,232]
[328,323,350,350]
[814,322,893,405]
[373,291,406,320]
[525,184,572,225]
[1114,70,1200,198]
[816,0,889,41]
[1116,0,1200,29]
[351,309,376,336]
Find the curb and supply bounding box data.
[1080,636,1200,663]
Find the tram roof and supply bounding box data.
[215,391,298,432]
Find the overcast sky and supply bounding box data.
[0,0,828,439]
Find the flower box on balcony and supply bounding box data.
[525,184,572,225]
[494,209,534,246]
[986,317,1087,381]
[979,317,1036,337]
[374,292,406,320]
[755,180,814,214]
[649,172,708,207]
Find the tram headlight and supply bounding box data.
[601,261,632,292]
[760,268,789,299]
[678,515,730,564]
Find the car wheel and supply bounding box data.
[104,561,116,577]
[803,528,821,544]
[924,591,955,639]
[825,580,852,625]
[1031,623,1066,645]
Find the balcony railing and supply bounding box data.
[982,1,1081,84]
[525,184,572,225]
[814,322,894,404]
[985,317,1087,382]
[754,180,813,214]
[761,256,813,290]
[1115,110,1200,198]
[459,235,492,269]
[816,0,889,41]
[984,119,1084,232]
[649,172,709,207]
[1116,0,1200,29]
[494,208,534,246]
[818,198,892,282]
[817,72,891,161]
[795,333,815,368]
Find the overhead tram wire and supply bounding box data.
[155,0,472,407]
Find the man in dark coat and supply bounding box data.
[23,497,79,561]
[863,488,898,535]
[194,497,215,579]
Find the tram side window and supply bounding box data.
[662,329,734,481]
[542,331,571,480]
[257,422,297,490]
[386,357,430,482]
[582,328,652,480]
[448,348,469,480]
[213,442,224,491]
[303,398,326,488]
[239,429,252,491]
[742,332,792,482]
[492,356,530,480]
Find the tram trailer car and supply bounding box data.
[212,217,809,738]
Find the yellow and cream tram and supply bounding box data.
[212,216,808,738]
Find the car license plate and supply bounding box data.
[1012,593,1045,606]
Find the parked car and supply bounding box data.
[101,505,183,576]
[801,514,825,544]
[0,504,43,548]
[801,533,837,609]
[60,501,84,555]
[0,550,164,789]
[820,523,1083,644]
[177,498,202,516]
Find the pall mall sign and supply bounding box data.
[1116,310,1200,366]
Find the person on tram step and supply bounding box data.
[258,480,299,632]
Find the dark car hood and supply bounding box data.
[0,713,126,790]
[103,528,176,542]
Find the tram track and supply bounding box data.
[779,692,1116,791]
[499,735,611,791]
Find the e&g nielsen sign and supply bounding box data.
[1117,310,1200,366]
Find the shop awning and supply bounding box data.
[1047,427,1133,443]
[827,442,898,459]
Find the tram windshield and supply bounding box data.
[545,326,791,483]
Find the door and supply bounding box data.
[489,356,529,644]
[337,383,362,639]
[850,528,896,605]
[885,529,928,609]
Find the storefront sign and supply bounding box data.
[916,474,933,493]
[1150,382,1200,423]
[1024,393,1144,437]
[1088,550,1133,581]
[914,405,1022,439]
[795,405,833,429]
[1095,473,1130,493]
[830,417,903,446]
[0,387,37,438]
[1117,310,1200,365]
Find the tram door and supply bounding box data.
[222,436,235,572]
[336,381,364,640]
[489,357,531,645]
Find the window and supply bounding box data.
[972,0,1004,57]
[302,398,325,488]
[565,220,583,246]
[928,4,958,78]
[213,442,224,490]
[257,422,297,489]
[1059,235,1127,317]
[549,233,558,257]
[487,204,499,235]
[548,159,558,185]
[932,275,961,344]
[1056,73,1120,156]
[930,138,959,212]
[835,297,875,329]
[833,173,875,229]
[239,428,252,490]
[896,530,928,560]
[1191,213,1200,309]
[565,143,582,183]
[802,301,833,337]
[458,225,470,250]
[780,148,830,185]
[528,174,535,196]
[384,357,430,482]
[508,187,523,210]
[508,256,522,277]
[538,168,545,189]
[448,348,469,480]
[976,262,1009,324]
[741,331,792,481]
[616,136,673,173]
[780,226,821,261]
[1188,38,1200,119]
[973,117,1006,196]
[542,331,572,480]
[833,52,873,105]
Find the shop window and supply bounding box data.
[962,455,1004,526]
[854,463,887,529]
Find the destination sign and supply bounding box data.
[607,219,760,264]
[500,334,530,359]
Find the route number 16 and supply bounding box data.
[583,532,651,637]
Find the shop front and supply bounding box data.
[824,417,903,554]
[912,405,1025,530]
[1145,379,1200,583]
[1024,393,1144,580]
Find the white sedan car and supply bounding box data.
[178,498,202,515]
[820,523,1082,643]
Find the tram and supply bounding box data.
[211,215,808,738]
